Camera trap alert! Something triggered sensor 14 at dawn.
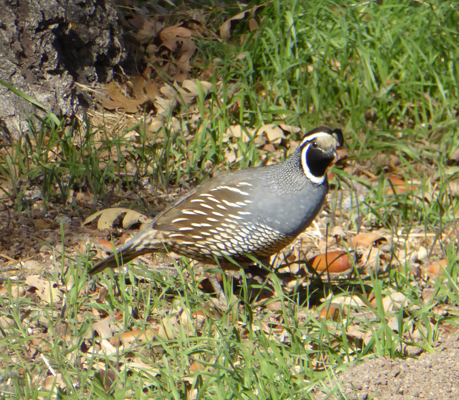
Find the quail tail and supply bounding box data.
[88,227,164,275]
[88,248,155,275]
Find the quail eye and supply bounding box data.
[312,141,318,148]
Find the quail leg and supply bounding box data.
[207,257,271,306]
[207,275,227,304]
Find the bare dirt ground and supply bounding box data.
[315,334,459,400]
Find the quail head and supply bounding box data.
[89,126,343,275]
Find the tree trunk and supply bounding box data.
[0,0,125,140]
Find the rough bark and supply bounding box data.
[0,0,126,140]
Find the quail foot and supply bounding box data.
[89,126,343,299]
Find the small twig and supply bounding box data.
[0,254,17,262]
[41,354,57,377]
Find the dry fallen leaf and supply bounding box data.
[93,316,115,339]
[0,315,16,329]
[220,4,264,39]
[448,147,459,163]
[83,208,152,231]
[385,176,418,195]
[98,369,117,393]
[42,374,66,393]
[256,124,286,144]
[25,276,61,304]
[123,359,160,376]
[351,232,386,248]
[160,25,192,42]
[423,259,448,279]
[332,226,346,239]
[309,251,351,273]
[225,125,256,142]
[116,329,158,348]
[319,304,342,321]
[98,82,146,113]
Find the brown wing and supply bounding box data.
[154,179,256,234]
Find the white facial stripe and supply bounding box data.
[299,132,335,147]
[301,143,326,184]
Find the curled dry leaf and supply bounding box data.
[98,81,146,114]
[387,317,400,332]
[385,176,418,195]
[277,123,302,135]
[256,124,286,144]
[0,315,16,329]
[345,326,366,341]
[351,232,386,248]
[98,369,117,393]
[225,125,255,142]
[330,294,367,308]
[131,76,148,103]
[160,26,192,42]
[219,4,264,39]
[115,329,158,348]
[94,238,115,252]
[154,80,211,115]
[448,147,459,164]
[145,81,160,100]
[332,226,346,239]
[155,26,197,81]
[173,79,212,105]
[127,15,162,39]
[93,316,115,339]
[309,251,351,273]
[25,276,61,304]
[249,18,259,32]
[0,285,26,297]
[123,359,160,376]
[423,259,447,278]
[83,208,152,231]
[42,374,66,393]
[319,304,342,321]
[358,246,386,272]
[99,339,117,356]
[387,291,409,309]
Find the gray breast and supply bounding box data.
[225,160,329,237]
[251,178,328,236]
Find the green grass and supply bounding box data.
[1,0,459,398]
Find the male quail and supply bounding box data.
[89,126,343,276]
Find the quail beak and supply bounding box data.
[327,149,338,168]
[326,148,338,162]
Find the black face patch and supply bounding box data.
[306,146,335,178]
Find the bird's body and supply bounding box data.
[89,126,343,275]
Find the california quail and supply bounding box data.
[89,126,343,276]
